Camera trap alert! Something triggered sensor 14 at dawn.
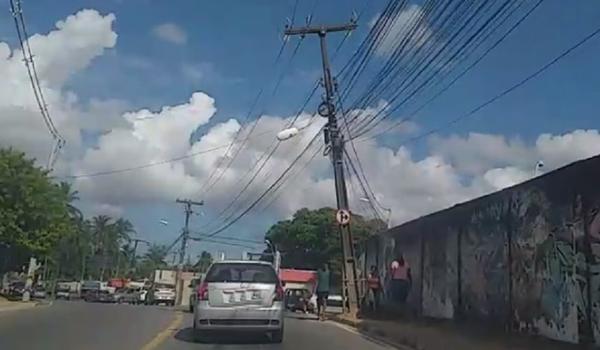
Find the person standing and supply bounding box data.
[316,263,330,321]
[390,254,411,304]
[367,265,382,311]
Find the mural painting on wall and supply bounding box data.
[422,227,457,319]
[461,200,509,323]
[587,202,600,345]
[511,190,585,343]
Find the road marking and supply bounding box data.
[140,312,183,350]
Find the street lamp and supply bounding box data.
[359,197,392,229]
[534,160,544,177]
[276,127,299,141]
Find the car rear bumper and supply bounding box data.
[194,302,283,331]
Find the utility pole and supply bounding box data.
[129,238,150,273]
[175,198,203,305]
[284,21,360,316]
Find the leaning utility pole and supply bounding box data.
[129,238,150,272]
[284,21,360,316]
[175,198,203,305]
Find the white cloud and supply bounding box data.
[1,8,599,234]
[152,23,187,45]
[0,9,116,164]
[430,130,600,178]
[371,5,432,57]
[482,167,531,190]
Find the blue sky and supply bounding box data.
[1,0,600,259]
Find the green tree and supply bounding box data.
[194,251,213,273]
[136,244,169,279]
[0,148,73,272]
[265,207,384,288]
[90,215,113,280]
[58,181,82,220]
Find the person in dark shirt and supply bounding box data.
[316,263,330,321]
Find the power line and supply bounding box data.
[64,128,279,178]
[9,0,66,169]
[203,127,324,238]
[359,21,600,144]
[353,0,542,140]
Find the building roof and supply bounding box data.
[279,269,317,283]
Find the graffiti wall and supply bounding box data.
[421,223,458,319]
[363,155,600,345]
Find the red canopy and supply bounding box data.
[279,269,317,283]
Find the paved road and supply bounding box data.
[0,301,395,350]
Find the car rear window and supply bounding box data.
[205,263,278,283]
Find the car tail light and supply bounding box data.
[274,283,284,301]
[197,282,209,301]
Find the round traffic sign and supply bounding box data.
[336,209,351,225]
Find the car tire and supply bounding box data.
[271,328,283,343]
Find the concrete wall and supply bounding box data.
[362,155,600,346]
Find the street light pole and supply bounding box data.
[284,21,360,316]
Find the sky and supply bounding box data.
[1,0,600,261]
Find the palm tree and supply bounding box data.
[59,181,82,220]
[91,215,113,280]
[111,218,136,277]
[136,244,169,279]
[194,251,213,273]
[144,244,169,266]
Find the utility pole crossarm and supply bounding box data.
[176,199,204,206]
[284,23,357,36]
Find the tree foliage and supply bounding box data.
[0,147,150,280]
[0,148,73,258]
[194,251,213,273]
[265,207,385,286]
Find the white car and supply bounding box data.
[148,284,175,306]
[193,260,284,343]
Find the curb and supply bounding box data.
[326,314,419,350]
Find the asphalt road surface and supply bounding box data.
[0,301,396,350]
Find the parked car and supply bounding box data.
[147,284,176,306]
[8,281,25,298]
[138,289,148,304]
[55,286,72,300]
[327,294,343,307]
[285,288,315,313]
[114,288,140,304]
[193,260,285,343]
[84,290,115,303]
[32,286,47,299]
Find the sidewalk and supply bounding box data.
[0,295,44,313]
[326,311,587,350]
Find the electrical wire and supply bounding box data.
[9,0,66,169]
[203,126,324,238]
[64,128,280,179]
[354,0,542,140]
[358,22,600,145]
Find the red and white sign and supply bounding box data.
[336,209,351,225]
